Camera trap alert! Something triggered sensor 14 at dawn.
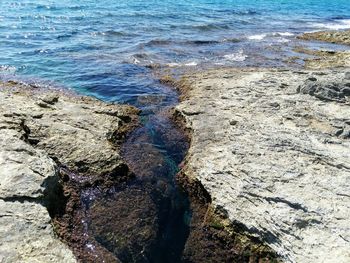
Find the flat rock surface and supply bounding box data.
[176,68,350,263]
[294,30,350,70]
[0,82,138,262]
[298,29,350,46]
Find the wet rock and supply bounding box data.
[295,30,350,70]
[298,75,350,102]
[298,30,350,46]
[176,68,350,263]
[0,82,139,262]
[292,47,350,69]
[89,185,158,262]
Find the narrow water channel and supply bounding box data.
[55,77,192,262]
[88,104,191,262]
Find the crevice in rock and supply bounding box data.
[0,196,41,204]
[42,171,68,218]
[170,74,281,262]
[244,192,308,212]
[176,171,280,263]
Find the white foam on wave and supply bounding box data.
[248,32,294,41]
[166,61,197,67]
[184,61,198,66]
[276,32,294,37]
[224,49,247,62]
[167,62,181,67]
[276,38,290,43]
[0,65,17,73]
[310,19,350,30]
[248,34,267,41]
[132,57,140,64]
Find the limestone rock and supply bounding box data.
[0,201,76,263]
[0,129,76,262]
[176,68,350,263]
[0,83,138,175]
[0,82,139,262]
[297,77,350,102]
[298,30,350,45]
[295,30,350,70]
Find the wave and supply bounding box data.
[309,19,350,30]
[216,9,259,16]
[222,38,241,43]
[187,40,220,45]
[248,34,267,41]
[193,23,230,31]
[223,50,247,62]
[0,65,17,74]
[57,31,79,40]
[90,30,136,37]
[144,38,241,47]
[247,32,294,41]
[166,61,198,67]
[144,39,172,46]
[129,53,152,65]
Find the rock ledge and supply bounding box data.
[176,68,350,263]
[0,82,139,263]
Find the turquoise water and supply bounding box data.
[1,0,350,103]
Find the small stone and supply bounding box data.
[341,87,350,96]
[308,77,317,81]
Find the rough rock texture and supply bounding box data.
[295,30,350,69]
[293,47,350,70]
[0,131,76,263]
[298,29,350,46]
[176,68,350,263]
[0,81,138,262]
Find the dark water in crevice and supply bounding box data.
[73,80,192,262]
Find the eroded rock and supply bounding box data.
[298,30,350,46]
[176,68,350,263]
[297,75,350,102]
[0,82,139,262]
[0,130,76,262]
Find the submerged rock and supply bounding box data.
[176,68,350,263]
[0,82,139,262]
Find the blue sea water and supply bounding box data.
[1,0,350,103]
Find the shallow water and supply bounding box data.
[1,0,350,102]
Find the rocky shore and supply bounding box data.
[1,28,350,263]
[298,29,350,46]
[175,66,350,262]
[0,81,139,262]
[173,21,350,263]
[294,29,350,69]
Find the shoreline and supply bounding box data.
[174,29,350,260]
[0,29,349,262]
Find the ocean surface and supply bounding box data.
[1,0,350,103]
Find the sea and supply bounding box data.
[1,0,350,104]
